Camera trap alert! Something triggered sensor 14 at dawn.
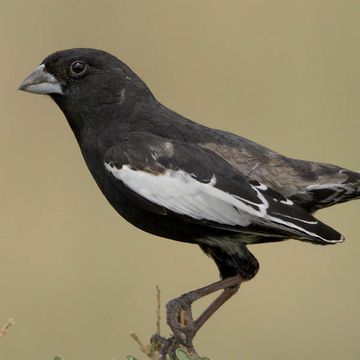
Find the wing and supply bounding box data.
[104,132,344,244]
[198,132,360,212]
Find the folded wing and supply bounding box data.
[104,132,344,244]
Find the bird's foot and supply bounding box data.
[166,294,198,349]
[150,276,243,358]
[150,333,197,359]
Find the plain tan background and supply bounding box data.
[1,1,360,359]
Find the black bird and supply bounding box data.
[19,48,360,354]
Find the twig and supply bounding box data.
[128,287,163,360]
[128,285,209,359]
[156,285,161,335]
[0,318,15,341]
[129,332,161,360]
[130,332,150,355]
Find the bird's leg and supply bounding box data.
[166,275,243,350]
[194,284,239,332]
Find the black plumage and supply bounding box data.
[19,48,360,353]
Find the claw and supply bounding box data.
[151,275,244,357]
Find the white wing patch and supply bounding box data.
[105,164,257,226]
[105,163,342,243]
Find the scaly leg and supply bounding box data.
[165,275,243,350]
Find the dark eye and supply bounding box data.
[70,61,87,77]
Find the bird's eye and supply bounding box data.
[70,61,87,77]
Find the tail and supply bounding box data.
[306,169,360,211]
[288,158,360,212]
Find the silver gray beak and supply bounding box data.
[18,64,63,95]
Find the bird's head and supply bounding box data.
[18,48,152,134]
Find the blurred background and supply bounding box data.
[1,1,360,359]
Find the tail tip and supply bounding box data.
[327,234,345,244]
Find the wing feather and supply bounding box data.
[103,132,343,244]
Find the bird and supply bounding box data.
[19,48,360,355]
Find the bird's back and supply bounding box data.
[147,102,360,213]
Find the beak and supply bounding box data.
[18,64,63,95]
